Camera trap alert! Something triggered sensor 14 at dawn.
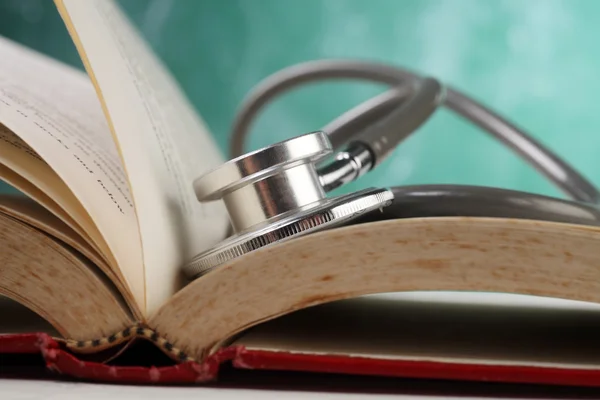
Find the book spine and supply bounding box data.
[0,332,225,384]
[64,324,194,362]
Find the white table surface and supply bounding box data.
[2,378,596,400]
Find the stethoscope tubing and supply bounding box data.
[357,184,600,228]
[228,60,600,205]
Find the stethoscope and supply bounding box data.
[182,60,600,280]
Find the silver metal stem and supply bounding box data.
[318,142,373,192]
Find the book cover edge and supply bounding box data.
[3,333,600,387]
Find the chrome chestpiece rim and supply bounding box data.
[183,131,394,279]
[193,131,333,233]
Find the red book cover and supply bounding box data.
[2,332,600,387]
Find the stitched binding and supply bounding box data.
[64,323,194,362]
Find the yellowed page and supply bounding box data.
[0,36,144,311]
[0,194,139,316]
[0,193,108,281]
[0,211,133,340]
[0,295,59,336]
[0,160,93,251]
[0,124,110,262]
[151,217,600,360]
[55,0,230,314]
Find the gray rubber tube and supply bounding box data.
[356,185,600,228]
[229,60,600,205]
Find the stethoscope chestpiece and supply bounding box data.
[183,131,394,279]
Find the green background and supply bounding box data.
[1,0,598,199]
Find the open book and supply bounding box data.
[3,0,600,388]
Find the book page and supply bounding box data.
[0,160,94,251]
[151,216,600,360]
[0,194,108,281]
[235,293,600,368]
[0,36,144,312]
[0,295,59,336]
[0,210,133,340]
[55,0,230,314]
[0,124,110,260]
